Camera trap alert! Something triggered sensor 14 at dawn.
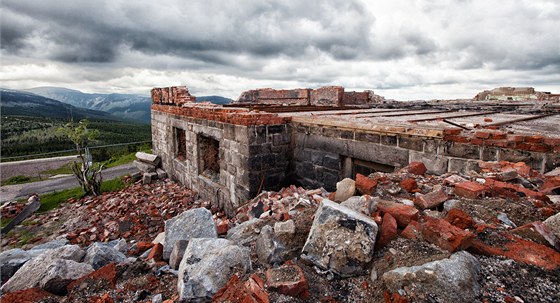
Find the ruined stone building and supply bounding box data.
[474,86,560,102]
[151,86,560,216]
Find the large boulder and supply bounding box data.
[0,249,31,283]
[178,238,252,302]
[83,242,127,270]
[1,245,92,295]
[301,199,378,277]
[382,251,481,303]
[163,208,217,260]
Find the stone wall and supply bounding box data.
[152,108,290,216]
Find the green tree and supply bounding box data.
[57,120,103,195]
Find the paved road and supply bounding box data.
[1,155,80,181]
[0,163,137,203]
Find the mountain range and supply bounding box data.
[24,87,233,124]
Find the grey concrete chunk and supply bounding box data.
[156,168,168,179]
[134,160,156,173]
[340,196,378,215]
[0,248,31,283]
[169,240,188,270]
[256,225,287,265]
[84,242,127,270]
[544,212,560,239]
[226,218,266,246]
[136,152,161,166]
[1,245,93,295]
[177,238,252,302]
[334,178,356,202]
[301,199,378,277]
[163,208,217,260]
[382,251,481,303]
[143,172,158,184]
[274,219,296,238]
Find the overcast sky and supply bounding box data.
[1,0,559,100]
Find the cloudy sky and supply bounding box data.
[1,0,559,100]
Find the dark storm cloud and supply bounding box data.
[0,0,377,66]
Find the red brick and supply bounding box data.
[540,176,560,194]
[399,178,418,193]
[266,264,309,299]
[401,162,427,175]
[446,208,476,230]
[376,213,398,249]
[544,137,560,147]
[213,274,269,303]
[0,288,56,303]
[445,135,470,143]
[421,217,475,252]
[507,134,525,143]
[216,218,230,235]
[400,221,420,240]
[146,243,163,262]
[355,173,377,195]
[490,132,507,140]
[129,241,153,256]
[511,221,560,249]
[485,178,549,201]
[469,234,560,270]
[377,200,419,228]
[453,181,487,199]
[67,263,118,293]
[483,118,493,122]
[443,129,462,136]
[470,138,484,145]
[484,139,510,148]
[524,135,543,143]
[414,188,448,209]
[474,131,491,139]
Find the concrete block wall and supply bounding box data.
[152,110,290,216]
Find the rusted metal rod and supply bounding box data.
[408,111,500,123]
[442,119,471,130]
[483,113,557,127]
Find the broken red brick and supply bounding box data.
[216,218,230,235]
[0,288,56,303]
[511,221,559,250]
[129,241,154,256]
[540,176,560,194]
[474,131,491,139]
[266,264,309,299]
[485,178,549,201]
[384,291,410,303]
[376,213,398,249]
[469,234,560,270]
[355,173,377,195]
[454,181,487,199]
[146,243,163,262]
[400,221,420,240]
[399,178,418,193]
[213,274,269,303]
[90,293,115,303]
[524,135,543,143]
[377,200,420,228]
[415,188,448,209]
[67,263,118,294]
[401,162,427,175]
[483,118,493,122]
[421,217,475,252]
[446,208,476,230]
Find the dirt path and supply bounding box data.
[0,163,137,203]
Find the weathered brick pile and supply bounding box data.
[444,129,560,153]
[151,86,196,105]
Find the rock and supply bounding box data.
[156,168,168,179]
[511,221,560,250]
[544,212,560,239]
[134,160,156,173]
[143,172,158,184]
[266,264,309,299]
[30,239,69,251]
[169,240,188,270]
[421,217,475,252]
[66,263,118,294]
[227,218,266,246]
[164,207,217,260]
[383,251,481,303]
[454,181,487,199]
[377,200,419,228]
[136,151,161,166]
[274,219,296,238]
[0,248,31,283]
[443,199,460,212]
[301,199,378,277]
[355,173,377,195]
[84,242,127,270]
[415,186,448,209]
[376,213,398,249]
[334,178,356,202]
[152,293,163,303]
[177,238,252,302]
[340,195,377,215]
[256,225,286,265]
[153,232,166,245]
[1,245,93,295]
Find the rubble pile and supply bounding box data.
[1,160,559,302]
[134,152,168,184]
